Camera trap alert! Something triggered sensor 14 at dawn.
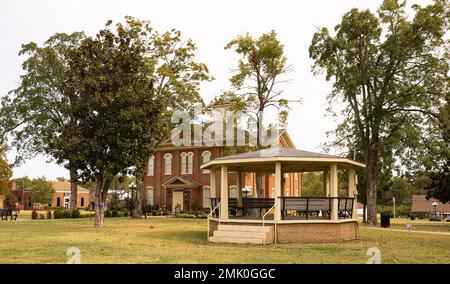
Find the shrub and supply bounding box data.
[198,214,208,219]
[191,199,201,216]
[123,212,129,217]
[31,209,38,220]
[62,210,72,218]
[112,210,119,217]
[105,210,112,217]
[54,209,63,219]
[46,210,52,219]
[71,209,81,218]
[175,213,196,219]
[39,213,45,219]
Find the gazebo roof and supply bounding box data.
[201,147,365,172]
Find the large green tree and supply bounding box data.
[0,145,12,197]
[222,31,295,197]
[124,17,211,218]
[65,18,164,228]
[426,98,450,202]
[28,177,55,205]
[309,0,449,224]
[0,32,86,210]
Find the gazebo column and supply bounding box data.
[274,162,282,221]
[236,171,242,207]
[323,170,330,197]
[209,169,216,207]
[348,168,357,219]
[220,165,228,220]
[330,164,338,220]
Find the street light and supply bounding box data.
[432,202,438,220]
[242,187,251,198]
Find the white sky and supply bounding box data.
[0,0,431,180]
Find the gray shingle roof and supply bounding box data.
[216,147,341,160]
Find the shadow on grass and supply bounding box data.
[142,229,207,245]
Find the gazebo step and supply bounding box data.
[217,225,271,233]
[213,230,268,239]
[209,236,263,245]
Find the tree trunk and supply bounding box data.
[365,147,379,225]
[363,203,367,223]
[69,168,78,210]
[255,173,264,198]
[255,108,265,198]
[133,177,143,219]
[94,176,110,228]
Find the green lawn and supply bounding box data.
[1,217,449,264]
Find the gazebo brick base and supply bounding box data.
[208,219,357,244]
[276,221,357,243]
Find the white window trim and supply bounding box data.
[202,151,211,174]
[164,153,172,175]
[180,152,187,174]
[146,186,154,206]
[229,185,238,198]
[202,186,211,208]
[147,155,155,176]
[186,152,194,174]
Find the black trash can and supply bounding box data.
[381,213,390,228]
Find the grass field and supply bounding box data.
[1,217,450,264]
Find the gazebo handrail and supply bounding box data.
[262,199,279,245]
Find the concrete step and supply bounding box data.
[217,224,271,233]
[213,230,268,239]
[209,236,263,245]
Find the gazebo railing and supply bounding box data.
[280,197,355,220]
[262,200,279,245]
[207,201,221,240]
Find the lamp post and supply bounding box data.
[243,187,251,198]
[392,197,396,219]
[432,202,438,220]
[128,182,136,217]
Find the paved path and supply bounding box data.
[361,226,450,236]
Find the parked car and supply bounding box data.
[446,215,450,222]
[429,213,441,221]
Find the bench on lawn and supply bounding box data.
[0,208,19,221]
[281,197,332,220]
[242,198,275,216]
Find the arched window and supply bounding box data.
[202,151,211,174]
[180,152,187,174]
[164,153,172,175]
[147,155,155,176]
[187,152,194,174]
[229,185,238,198]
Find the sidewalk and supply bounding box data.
[361,226,450,236]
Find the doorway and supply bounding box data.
[172,190,183,212]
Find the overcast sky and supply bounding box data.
[1,0,431,180]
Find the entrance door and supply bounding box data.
[64,198,70,209]
[172,190,184,212]
[183,190,191,212]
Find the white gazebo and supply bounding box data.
[201,147,365,244]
